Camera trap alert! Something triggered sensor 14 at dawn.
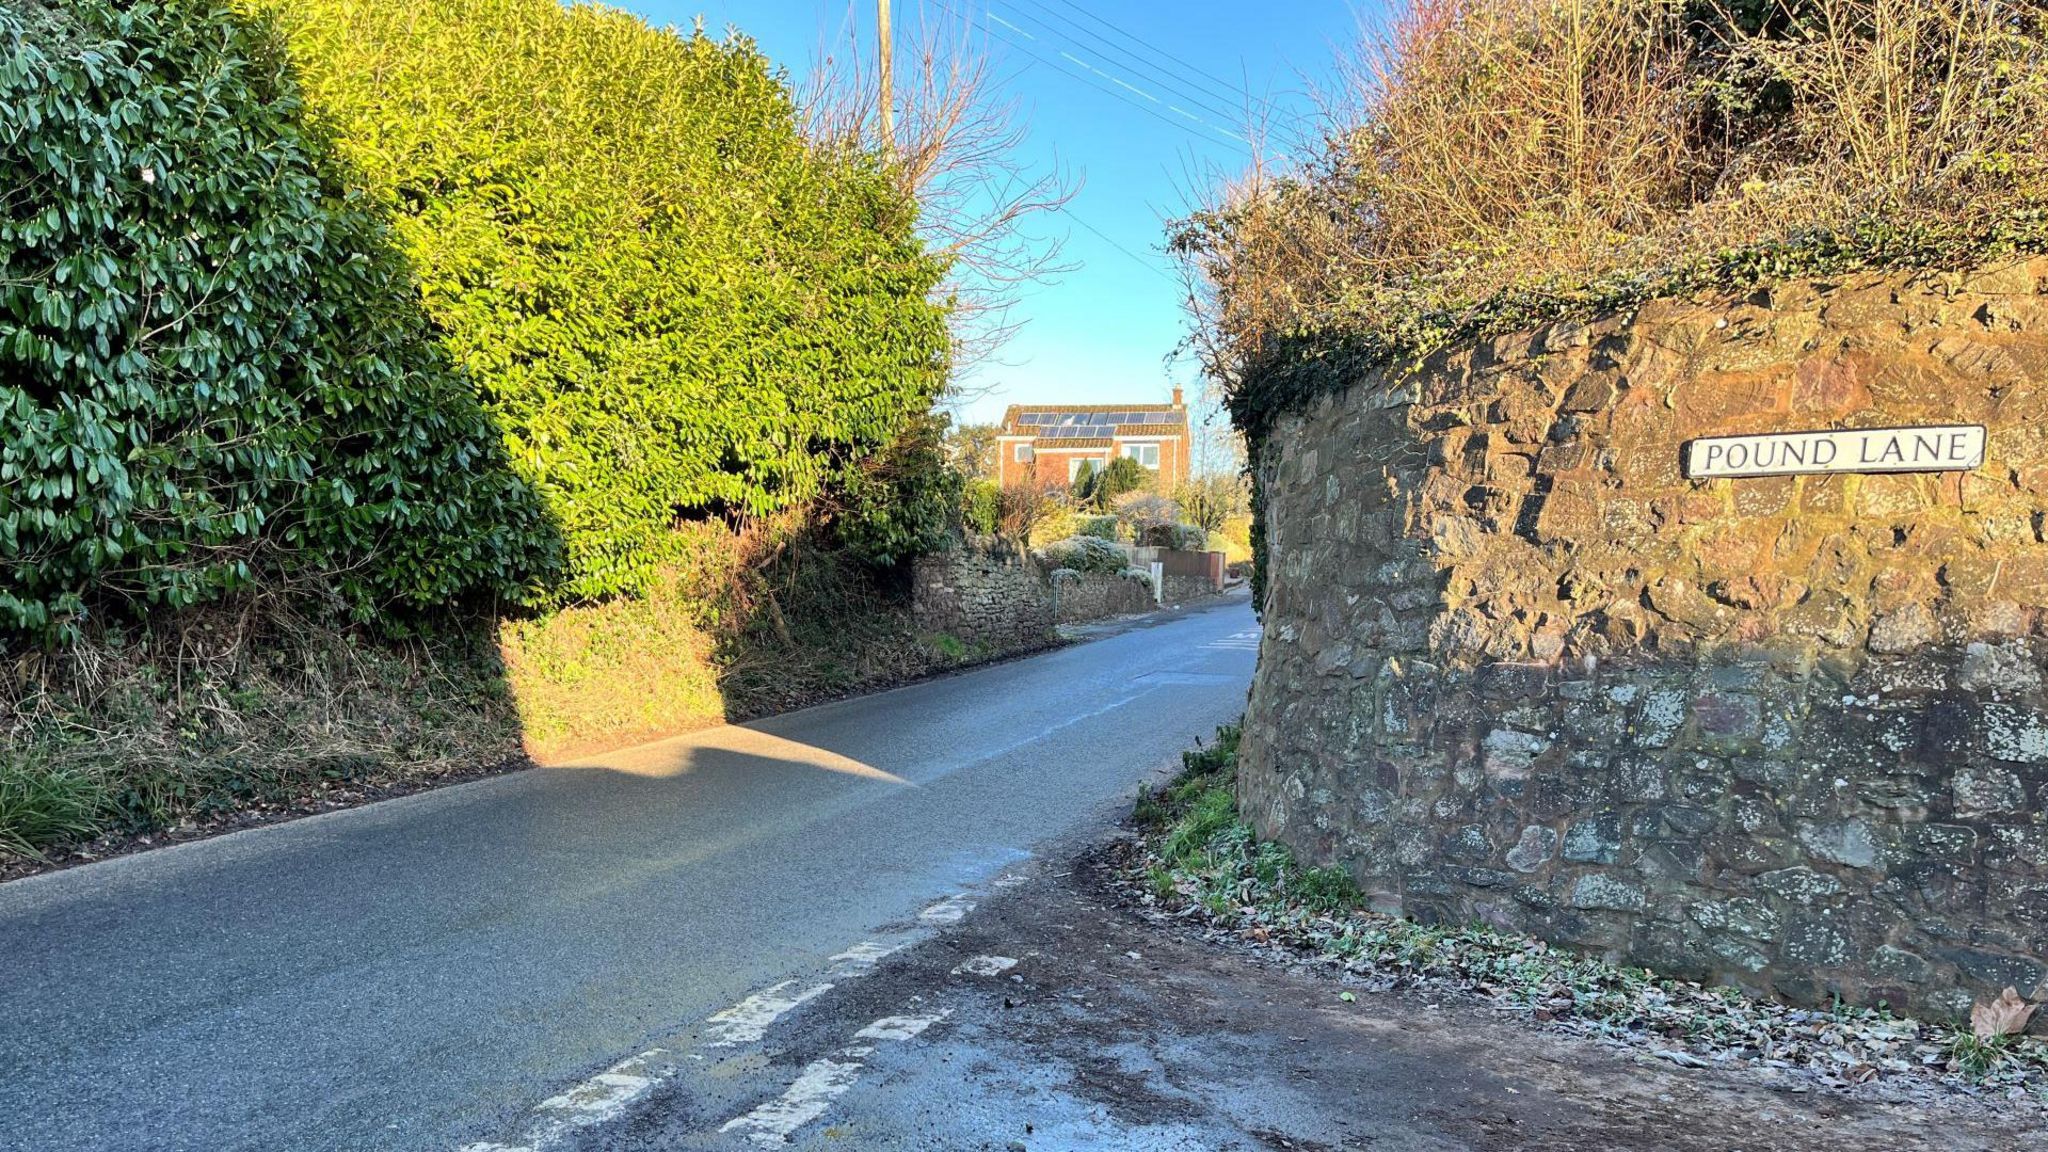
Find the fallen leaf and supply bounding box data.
[1972,987,2037,1040]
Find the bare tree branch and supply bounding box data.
[803,7,1077,391]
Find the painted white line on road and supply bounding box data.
[827,941,901,966]
[704,981,834,1047]
[719,1009,953,1144]
[1205,627,1262,651]
[919,894,975,923]
[537,1069,655,1120]
[854,1009,950,1041]
[952,954,1018,976]
[457,1049,668,1152]
[720,1057,865,1146]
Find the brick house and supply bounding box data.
[995,388,1192,491]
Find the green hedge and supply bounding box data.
[0,0,554,640]
[261,0,953,602]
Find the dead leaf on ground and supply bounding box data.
[1971,987,2037,1040]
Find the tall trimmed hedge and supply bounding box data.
[0,0,555,640]
[259,0,954,602]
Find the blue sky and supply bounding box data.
[620,0,1369,425]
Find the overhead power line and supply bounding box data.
[1040,0,1261,103]
[995,0,1257,125]
[934,0,1251,154]
[1060,206,1180,284]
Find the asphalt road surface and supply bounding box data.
[0,596,1257,1152]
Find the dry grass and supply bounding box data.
[1179,0,2048,417]
[1,601,523,862]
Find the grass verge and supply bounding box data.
[2,534,1054,871]
[1,604,525,872]
[1131,723,2048,1103]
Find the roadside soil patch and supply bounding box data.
[597,844,2043,1150]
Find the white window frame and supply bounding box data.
[1068,456,1109,481]
[1013,442,1035,463]
[1119,440,1162,469]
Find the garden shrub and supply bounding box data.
[962,479,1000,536]
[1142,523,1210,552]
[830,413,964,569]
[1075,515,1121,542]
[1037,535,1127,575]
[1091,455,1152,505]
[0,0,553,641]
[258,0,953,602]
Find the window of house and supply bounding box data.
[1121,442,1161,469]
[1068,456,1106,481]
[1014,443,1034,463]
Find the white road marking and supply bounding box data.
[952,954,1018,977]
[463,896,986,1151]
[720,1057,865,1146]
[827,941,900,966]
[720,1009,953,1144]
[704,981,834,1047]
[919,894,975,923]
[457,1050,668,1152]
[854,1010,950,1041]
[537,1069,654,1119]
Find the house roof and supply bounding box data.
[1000,403,1189,440]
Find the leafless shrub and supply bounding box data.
[993,476,1062,551]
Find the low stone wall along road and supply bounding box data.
[0,599,1257,1152]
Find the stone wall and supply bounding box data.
[1053,570,1154,623]
[1241,261,2048,1022]
[1162,572,1218,605]
[912,547,1159,641]
[911,547,1054,648]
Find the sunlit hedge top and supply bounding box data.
[0,0,555,640]
[260,0,954,602]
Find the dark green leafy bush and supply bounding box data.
[1141,523,1210,551]
[0,0,554,641]
[262,0,953,602]
[831,414,963,569]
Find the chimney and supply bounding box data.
[1171,385,1184,408]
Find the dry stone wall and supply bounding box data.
[911,546,1158,643]
[910,547,1054,648]
[1053,570,1154,623]
[1241,261,2048,1022]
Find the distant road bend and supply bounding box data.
[0,596,1257,1152]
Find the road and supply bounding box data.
[0,596,1257,1152]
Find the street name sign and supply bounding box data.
[1683,424,1985,480]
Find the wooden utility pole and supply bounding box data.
[877,0,894,155]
